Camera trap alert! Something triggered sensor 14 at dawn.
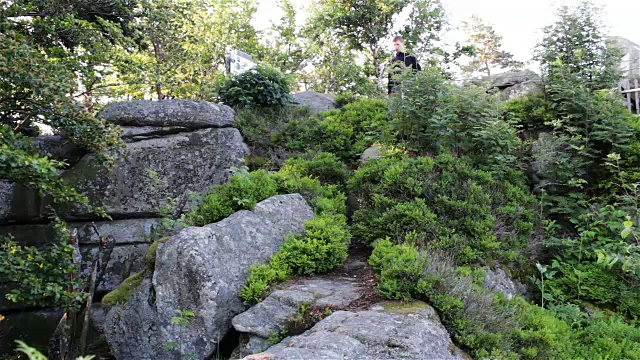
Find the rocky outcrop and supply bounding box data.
[292,91,336,114]
[0,100,246,223]
[479,70,541,101]
[61,127,247,219]
[99,99,235,128]
[103,194,314,360]
[359,144,387,164]
[244,301,467,360]
[0,100,247,317]
[231,279,362,358]
[483,267,526,300]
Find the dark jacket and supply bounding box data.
[388,52,422,94]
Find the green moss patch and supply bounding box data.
[102,270,146,306]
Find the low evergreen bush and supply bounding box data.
[217,64,292,108]
[349,153,536,266]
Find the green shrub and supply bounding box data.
[0,220,85,311]
[389,69,520,175]
[314,98,391,161]
[186,156,351,304]
[279,214,350,275]
[217,64,292,108]
[235,97,390,168]
[369,240,640,359]
[188,169,278,226]
[280,152,348,186]
[540,205,640,318]
[334,91,357,108]
[349,153,535,266]
[369,238,425,300]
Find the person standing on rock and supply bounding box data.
[388,35,422,95]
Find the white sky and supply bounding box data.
[254,0,640,66]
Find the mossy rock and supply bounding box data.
[102,271,146,306]
[144,237,169,271]
[378,300,431,314]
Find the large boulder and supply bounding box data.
[99,100,235,128]
[0,100,248,223]
[292,91,336,114]
[475,70,541,101]
[62,126,247,219]
[231,279,363,358]
[359,144,387,165]
[103,194,314,360]
[244,301,467,360]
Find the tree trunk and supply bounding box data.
[152,41,165,100]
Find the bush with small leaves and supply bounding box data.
[349,153,535,266]
[217,65,292,108]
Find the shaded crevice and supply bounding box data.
[213,327,241,360]
[121,124,239,143]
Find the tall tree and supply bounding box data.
[256,0,309,76]
[300,29,377,95]
[535,1,621,90]
[308,0,445,90]
[114,0,260,100]
[461,15,523,76]
[0,0,128,317]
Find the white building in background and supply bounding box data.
[225,50,256,75]
[611,36,640,77]
[611,36,640,114]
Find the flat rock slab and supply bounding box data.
[99,100,235,129]
[0,218,161,246]
[232,279,362,357]
[104,194,314,360]
[243,303,466,360]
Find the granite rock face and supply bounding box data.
[103,194,314,360]
[62,126,247,219]
[0,100,247,223]
[483,267,527,300]
[292,91,337,114]
[231,279,362,358]
[0,99,247,320]
[99,99,236,129]
[243,301,467,360]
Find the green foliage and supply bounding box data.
[188,169,278,226]
[217,65,292,108]
[0,126,98,212]
[390,68,521,175]
[114,0,260,100]
[308,0,445,84]
[312,98,391,161]
[167,309,196,359]
[280,153,348,186]
[541,204,640,317]
[254,0,308,77]
[14,341,94,360]
[349,153,535,265]
[461,15,523,76]
[298,27,377,95]
[0,220,85,311]
[236,97,390,167]
[370,240,640,359]
[535,1,622,91]
[369,238,425,300]
[278,213,350,275]
[233,161,349,304]
[101,271,145,306]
